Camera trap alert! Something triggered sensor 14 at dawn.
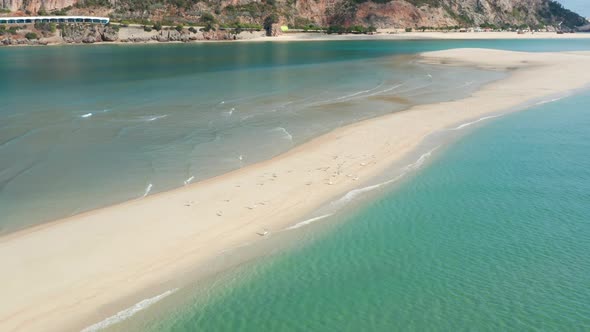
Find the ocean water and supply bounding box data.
[2,39,590,233]
[110,88,590,332]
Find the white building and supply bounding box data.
[0,16,109,25]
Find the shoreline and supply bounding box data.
[2,49,590,332]
[2,31,590,48]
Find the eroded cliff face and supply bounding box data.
[1,0,76,13]
[349,0,549,28]
[1,0,586,30]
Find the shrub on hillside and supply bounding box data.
[25,32,38,40]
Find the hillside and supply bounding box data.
[1,0,588,30]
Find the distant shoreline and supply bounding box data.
[2,30,590,48]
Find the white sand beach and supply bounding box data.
[1,49,590,332]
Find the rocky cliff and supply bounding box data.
[1,0,76,13]
[1,0,587,30]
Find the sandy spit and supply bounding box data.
[1,49,590,331]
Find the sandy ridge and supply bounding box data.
[1,49,590,332]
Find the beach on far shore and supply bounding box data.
[3,28,590,47]
[259,30,590,42]
[1,48,590,332]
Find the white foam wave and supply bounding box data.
[366,84,404,97]
[308,82,385,106]
[535,97,564,106]
[80,288,178,332]
[81,113,93,118]
[288,147,439,231]
[333,146,439,207]
[143,183,153,197]
[285,214,334,230]
[184,176,195,185]
[450,115,502,131]
[142,115,168,122]
[272,127,293,141]
[403,146,439,171]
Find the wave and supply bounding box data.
[140,115,168,122]
[80,288,178,332]
[271,127,293,141]
[285,214,334,230]
[366,83,405,97]
[450,115,503,131]
[184,176,195,185]
[403,146,439,172]
[337,146,439,205]
[143,183,153,197]
[0,128,37,149]
[81,113,93,118]
[286,147,439,231]
[307,82,385,106]
[535,97,564,106]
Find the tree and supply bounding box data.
[200,13,216,32]
[25,32,38,40]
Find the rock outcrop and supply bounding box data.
[60,24,119,43]
[1,37,48,45]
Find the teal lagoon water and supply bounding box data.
[3,39,590,233]
[111,88,590,332]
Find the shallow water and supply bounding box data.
[3,39,590,233]
[0,40,515,233]
[111,88,590,332]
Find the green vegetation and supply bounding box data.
[200,13,217,32]
[219,22,263,31]
[152,22,163,31]
[175,24,184,32]
[223,3,274,21]
[25,32,38,40]
[3,27,20,35]
[35,22,57,33]
[50,6,72,15]
[327,25,376,34]
[538,0,587,28]
[144,26,153,32]
[74,0,111,8]
[0,8,11,14]
[405,27,412,32]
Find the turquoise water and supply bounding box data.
[2,39,590,233]
[0,42,504,233]
[114,91,590,331]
